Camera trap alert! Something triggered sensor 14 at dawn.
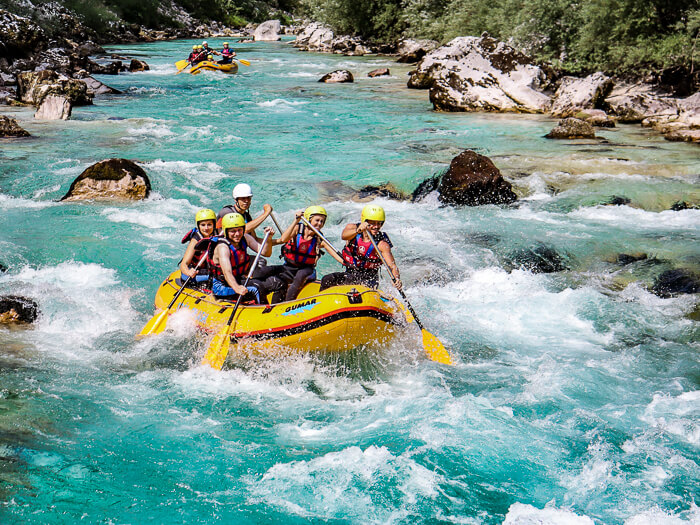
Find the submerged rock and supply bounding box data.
[408,34,553,113]
[368,68,390,78]
[615,253,648,265]
[605,195,631,206]
[353,183,409,201]
[34,94,72,120]
[545,117,596,139]
[413,150,517,206]
[506,244,568,273]
[61,158,151,201]
[652,269,700,297]
[0,296,39,325]
[319,70,354,83]
[0,116,30,137]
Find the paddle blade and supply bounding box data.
[137,309,169,338]
[422,329,452,365]
[238,58,251,66]
[202,327,231,369]
[175,60,188,69]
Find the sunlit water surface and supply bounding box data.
[1,39,699,524]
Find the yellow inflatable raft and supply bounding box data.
[190,60,238,75]
[153,270,410,355]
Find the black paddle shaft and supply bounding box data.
[222,231,272,329]
[366,233,427,331]
[166,248,209,310]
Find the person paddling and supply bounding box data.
[219,42,236,64]
[179,209,216,286]
[187,45,199,64]
[201,41,219,58]
[319,204,402,291]
[255,206,345,303]
[209,213,275,303]
[217,183,273,243]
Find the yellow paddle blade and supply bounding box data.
[422,329,452,365]
[136,309,169,338]
[201,327,231,369]
[175,60,188,70]
[238,58,251,66]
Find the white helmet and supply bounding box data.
[202,41,208,45]
[232,183,253,199]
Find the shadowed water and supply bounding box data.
[0,39,698,524]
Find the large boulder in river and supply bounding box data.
[413,150,517,206]
[550,72,614,117]
[407,34,553,113]
[0,296,39,325]
[0,10,46,59]
[34,95,71,120]
[368,68,390,78]
[397,38,439,63]
[0,116,30,137]
[254,20,281,41]
[293,22,334,52]
[545,117,596,139]
[129,59,150,72]
[319,70,354,83]
[61,159,151,202]
[17,70,92,107]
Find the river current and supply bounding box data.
[1,39,699,524]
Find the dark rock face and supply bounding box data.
[0,116,30,137]
[616,253,648,265]
[61,158,151,201]
[545,117,596,139]
[0,10,46,59]
[652,269,700,297]
[606,195,631,206]
[129,59,150,72]
[318,70,354,83]
[506,244,568,273]
[0,296,39,324]
[414,150,517,206]
[368,68,390,78]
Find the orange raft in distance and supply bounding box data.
[153,270,412,355]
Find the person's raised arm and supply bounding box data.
[245,227,274,257]
[341,222,361,241]
[271,211,302,246]
[378,240,401,290]
[179,239,198,278]
[245,203,273,234]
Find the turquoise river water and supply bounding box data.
[1,39,699,524]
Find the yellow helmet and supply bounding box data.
[304,205,327,221]
[207,54,212,60]
[221,213,246,230]
[223,42,229,46]
[192,45,197,50]
[361,204,385,223]
[195,208,216,223]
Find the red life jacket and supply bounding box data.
[341,229,390,270]
[282,227,318,267]
[209,237,250,283]
[181,228,212,271]
[222,48,234,57]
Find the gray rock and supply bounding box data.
[17,69,92,107]
[652,269,700,297]
[606,83,678,123]
[128,59,150,72]
[396,39,439,63]
[409,35,553,113]
[0,116,30,137]
[550,72,614,117]
[34,94,72,120]
[78,75,122,96]
[545,117,596,139]
[319,70,354,83]
[664,128,700,143]
[294,22,334,52]
[0,10,46,59]
[61,158,151,201]
[254,20,281,41]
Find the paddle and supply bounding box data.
[365,232,453,365]
[299,215,342,255]
[202,230,272,370]
[137,239,212,337]
[270,211,284,235]
[235,58,251,66]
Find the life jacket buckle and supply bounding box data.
[347,288,363,304]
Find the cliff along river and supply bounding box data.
[1,39,699,524]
